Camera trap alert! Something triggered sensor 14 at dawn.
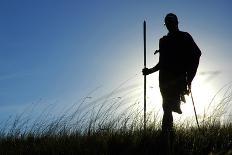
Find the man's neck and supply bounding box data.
[168,28,179,35]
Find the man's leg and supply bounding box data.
[161,102,174,155]
[162,102,173,132]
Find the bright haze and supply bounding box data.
[0,1,231,122]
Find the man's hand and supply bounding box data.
[188,82,191,89]
[142,68,150,75]
[185,82,191,95]
[187,79,192,89]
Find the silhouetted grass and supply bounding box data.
[0,81,231,155]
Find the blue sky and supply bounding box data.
[0,0,232,121]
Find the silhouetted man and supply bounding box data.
[142,13,201,142]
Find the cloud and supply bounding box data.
[199,70,221,83]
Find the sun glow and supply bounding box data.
[117,67,228,125]
[145,75,218,123]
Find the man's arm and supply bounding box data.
[142,37,164,76]
[185,32,202,85]
[142,62,160,75]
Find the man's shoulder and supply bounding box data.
[160,31,192,38]
[159,31,193,43]
[159,35,168,42]
[179,31,193,40]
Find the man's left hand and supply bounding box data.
[142,68,150,75]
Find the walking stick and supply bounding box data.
[189,86,200,130]
[143,20,147,131]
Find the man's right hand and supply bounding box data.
[142,68,150,75]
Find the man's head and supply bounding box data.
[164,13,179,33]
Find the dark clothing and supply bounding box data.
[160,70,186,111]
[158,31,201,86]
[153,30,201,132]
[152,31,201,109]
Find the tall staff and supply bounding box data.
[143,20,147,131]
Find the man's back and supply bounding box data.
[159,30,201,84]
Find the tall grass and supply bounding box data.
[0,80,231,154]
